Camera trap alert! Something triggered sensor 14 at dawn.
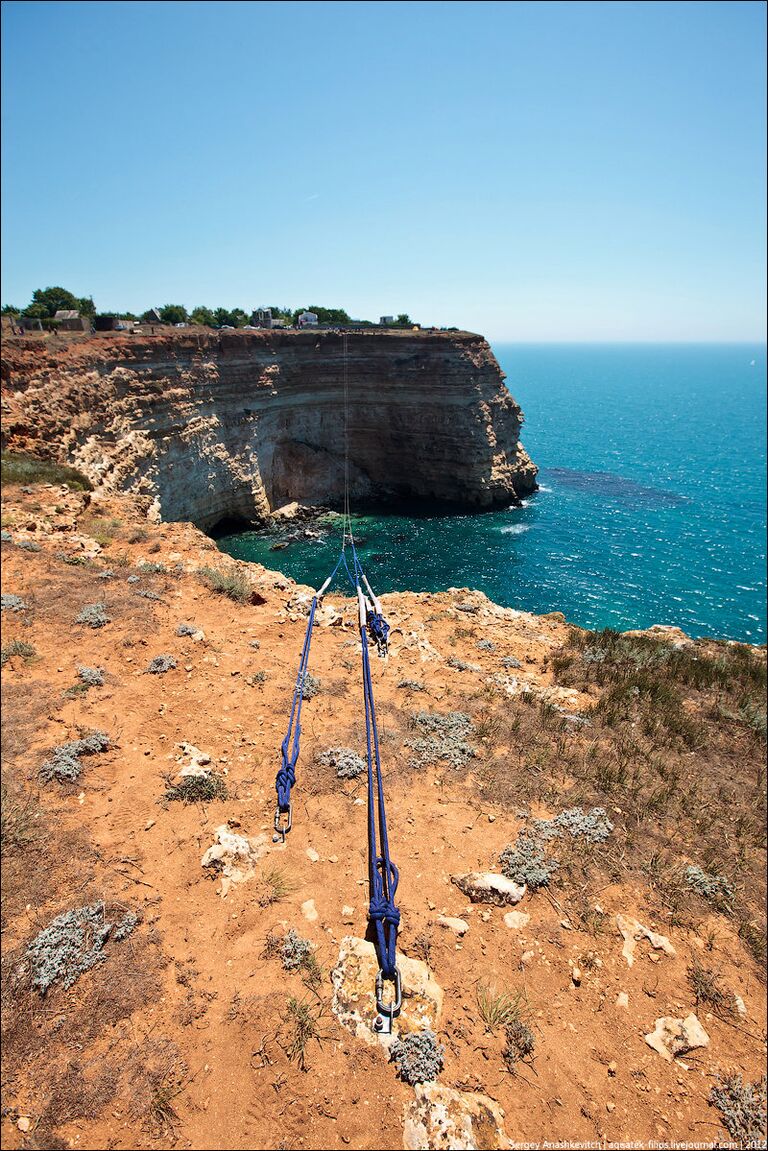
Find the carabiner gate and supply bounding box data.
[273,804,292,842]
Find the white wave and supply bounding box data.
[537,484,553,493]
[501,524,530,535]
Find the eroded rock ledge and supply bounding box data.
[1,329,537,529]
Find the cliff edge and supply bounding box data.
[1,328,537,529]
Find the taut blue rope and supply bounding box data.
[273,594,317,837]
[360,618,401,989]
[273,550,356,838]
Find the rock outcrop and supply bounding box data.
[1,329,537,528]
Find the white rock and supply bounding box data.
[503,910,530,930]
[176,741,213,778]
[404,1084,510,1150]
[616,914,676,966]
[734,994,747,1017]
[306,847,320,863]
[436,915,469,936]
[341,905,355,924]
[615,991,629,1009]
[451,872,526,906]
[644,1013,710,1062]
[331,936,443,1047]
[17,1118,31,1133]
[302,898,319,923]
[201,825,267,896]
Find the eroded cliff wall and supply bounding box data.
[1,329,537,528]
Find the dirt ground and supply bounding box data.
[1,483,765,1151]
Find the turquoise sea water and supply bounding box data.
[217,344,767,643]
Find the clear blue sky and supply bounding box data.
[1,0,765,340]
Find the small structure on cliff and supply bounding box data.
[298,311,318,328]
[53,310,90,331]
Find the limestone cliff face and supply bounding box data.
[1,329,537,528]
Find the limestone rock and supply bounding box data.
[331,936,443,1047]
[616,914,676,966]
[452,872,526,906]
[302,898,319,924]
[0,331,537,526]
[201,825,267,896]
[644,1014,710,1061]
[175,741,212,778]
[436,915,469,936]
[503,910,530,930]
[403,1084,511,1150]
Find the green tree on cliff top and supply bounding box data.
[159,304,189,325]
[21,286,96,318]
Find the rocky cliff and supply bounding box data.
[1,329,537,529]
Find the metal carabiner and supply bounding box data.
[373,966,402,1033]
[273,804,292,842]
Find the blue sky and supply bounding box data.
[1,0,765,340]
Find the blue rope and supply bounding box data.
[360,625,400,980]
[274,548,356,823]
[275,594,317,814]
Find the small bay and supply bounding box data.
[217,343,767,642]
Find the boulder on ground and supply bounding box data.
[331,936,443,1047]
[403,1084,511,1150]
[452,873,526,906]
[201,825,267,896]
[645,1013,710,1061]
[616,914,675,966]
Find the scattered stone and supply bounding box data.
[608,1062,618,1076]
[175,742,212,778]
[306,847,320,863]
[452,872,526,906]
[571,966,582,986]
[616,914,676,966]
[201,825,267,896]
[17,1118,31,1133]
[503,910,530,930]
[616,991,629,1009]
[645,1014,710,1062]
[403,1084,510,1150]
[436,915,469,936]
[331,936,443,1046]
[341,905,355,924]
[302,898,319,923]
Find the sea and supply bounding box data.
[216,343,767,644]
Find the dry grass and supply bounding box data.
[462,629,767,969]
[476,982,524,1033]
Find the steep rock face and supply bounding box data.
[1,329,537,528]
